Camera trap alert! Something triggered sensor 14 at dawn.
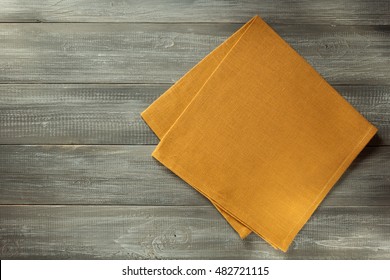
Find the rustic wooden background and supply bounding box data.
[0,0,389,259]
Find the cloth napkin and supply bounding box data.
[141,15,377,252]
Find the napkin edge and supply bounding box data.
[151,123,377,252]
[139,15,260,140]
[280,124,378,252]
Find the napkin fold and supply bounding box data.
[141,15,377,252]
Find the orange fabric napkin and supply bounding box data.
[141,15,377,252]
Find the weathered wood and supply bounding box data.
[0,0,388,25]
[0,0,388,261]
[0,84,161,145]
[0,23,388,84]
[0,84,388,145]
[0,145,388,206]
[0,205,388,259]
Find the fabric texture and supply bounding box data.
[141,15,377,252]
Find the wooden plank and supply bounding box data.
[0,84,161,145]
[0,0,388,25]
[0,205,388,259]
[0,145,388,206]
[0,23,388,84]
[0,84,388,145]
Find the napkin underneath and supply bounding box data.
[141,15,377,252]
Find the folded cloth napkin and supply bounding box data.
[141,15,377,252]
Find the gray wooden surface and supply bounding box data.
[0,1,389,259]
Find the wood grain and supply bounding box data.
[0,145,388,207]
[0,205,388,259]
[0,0,389,260]
[0,84,161,145]
[0,84,388,145]
[0,23,388,84]
[0,0,388,25]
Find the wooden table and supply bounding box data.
[0,0,389,259]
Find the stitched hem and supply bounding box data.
[152,124,377,252]
[280,124,377,251]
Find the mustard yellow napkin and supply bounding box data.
[141,15,377,252]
